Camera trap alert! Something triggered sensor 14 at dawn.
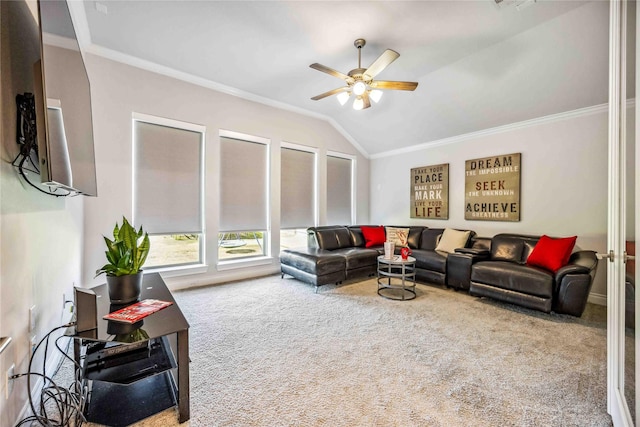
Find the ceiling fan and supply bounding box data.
[310,38,418,110]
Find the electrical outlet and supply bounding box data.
[5,363,15,399]
[29,305,36,332]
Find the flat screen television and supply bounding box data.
[34,0,97,196]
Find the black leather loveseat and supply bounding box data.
[280,225,475,292]
[448,233,598,317]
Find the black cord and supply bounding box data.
[12,155,72,197]
[12,93,74,198]
[12,322,86,427]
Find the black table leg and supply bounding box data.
[177,329,190,423]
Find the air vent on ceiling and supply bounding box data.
[494,0,536,10]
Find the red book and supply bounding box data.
[103,299,173,324]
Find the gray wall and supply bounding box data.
[0,1,82,424]
[82,53,370,289]
[369,108,610,301]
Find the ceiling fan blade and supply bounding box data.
[309,63,352,81]
[311,87,348,101]
[362,91,371,109]
[370,80,419,91]
[363,49,400,80]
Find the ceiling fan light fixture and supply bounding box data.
[370,90,383,103]
[310,38,418,110]
[337,91,351,106]
[353,96,364,110]
[353,81,367,96]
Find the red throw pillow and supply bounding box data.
[361,226,385,248]
[526,235,577,272]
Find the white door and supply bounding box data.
[608,1,637,425]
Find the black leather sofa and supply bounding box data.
[280,225,475,291]
[449,233,598,317]
[280,228,599,318]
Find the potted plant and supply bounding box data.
[95,217,150,303]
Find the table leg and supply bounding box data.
[177,329,190,423]
[73,338,81,386]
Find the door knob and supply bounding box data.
[596,250,614,262]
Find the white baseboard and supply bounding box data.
[588,292,607,306]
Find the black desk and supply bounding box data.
[72,273,190,425]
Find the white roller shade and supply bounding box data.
[134,120,203,235]
[220,137,268,232]
[326,155,352,225]
[281,147,315,229]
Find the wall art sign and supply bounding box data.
[465,153,521,221]
[410,163,449,219]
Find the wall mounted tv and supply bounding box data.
[34,0,97,196]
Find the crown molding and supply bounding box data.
[83,43,370,159]
[370,103,611,159]
[61,3,621,164]
[66,1,92,51]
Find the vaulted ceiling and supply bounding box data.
[67,1,609,156]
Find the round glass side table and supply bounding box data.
[377,255,417,301]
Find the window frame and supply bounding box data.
[132,112,206,272]
[217,129,271,267]
[326,151,357,225]
[281,141,318,229]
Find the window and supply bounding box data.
[219,131,269,261]
[280,144,316,251]
[326,154,355,225]
[133,114,205,269]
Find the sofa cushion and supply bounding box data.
[280,247,346,276]
[420,228,445,250]
[435,228,471,254]
[522,239,538,262]
[315,227,352,250]
[526,235,577,272]
[331,248,379,271]
[490,235,525,263]
[361,226,386,248]
[472,261,554,298]
[386,227,409,247]
[412,249,447,274]
[348,226,365,247]
[407,227,424,249]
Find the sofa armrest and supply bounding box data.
[555,250,598,284]
[447,250,490,291]
[553,273,593,316]
[554,264,590,282]
[553,251,598,317]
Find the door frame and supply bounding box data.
[608,1,636,425]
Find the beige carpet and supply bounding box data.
[84,274,611,426]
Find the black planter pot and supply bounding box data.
[106,272,143,304]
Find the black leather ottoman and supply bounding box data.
[280,247,346,291]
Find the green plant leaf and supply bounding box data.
[136,233,150,270]
[99,217,148,277]
[119,218,136,249]
[112,222,120,240]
